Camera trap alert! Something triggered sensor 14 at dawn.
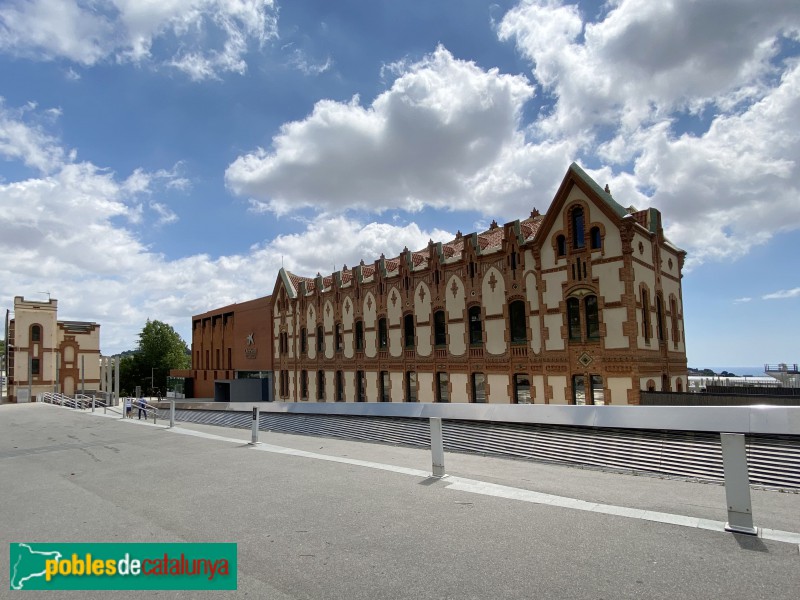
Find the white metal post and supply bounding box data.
[91,395,95,412]
[169,399,175,428]
[249,406,260,445]
[720,433,757,535]
[430,417,446,478]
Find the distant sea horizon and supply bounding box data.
[691,366,767,376]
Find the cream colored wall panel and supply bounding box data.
[344,333,354,359]
[549,375,567,404]
[387,286,402,325]
[481,267,506,316]
[603,307,628,349]
[485,319,507,355]
[449,323,466,356]
[364,331,377,358]
[417,325,432,357]
[608,377,632,405]
[633,232,653,265]
[390,371,404,402]
[525,272,539,310]
[595,261,624,302]
[543,314,565,351]
[450,373,469,403]
[542,271,567,309]
[529,316,542,354]
[487,374,509,404]
[363,293,376,326]
[445,275,465,317]
[389,329,402,357]
[532,375,545,404]
[342,298,354,328]
[415,283,432,322]
[418,372,434,403]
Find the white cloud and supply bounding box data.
[226,45,577,219]
[763,287,800,300]
[733,297,752,304]
[496,0,800,265]
[0,100,452,353]
[0,0,278,80]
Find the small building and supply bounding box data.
[271,163,688,405]
[6,296,100,402]
[170,296,274,400]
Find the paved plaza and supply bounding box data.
[1,403,798,599]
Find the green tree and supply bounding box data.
[119,320,190,396]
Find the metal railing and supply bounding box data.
[119,398,159,424]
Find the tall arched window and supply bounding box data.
[641,289,651,342]
[300,328,307,354]
[468,306,482,345]
[355,320,364,351]
[509,300,527,344]
[556,235,566,257]
[404,314,415,348]
[335,323,343,352]
[585,295,599,339]
[656,294,665,342]
[31,325,41,342]
[590,227,601,249]
[335,370,344,401]
[567,298,581,340]
[316,325,324,352]
[378,318,388,349]
[572,207,585,249]
[433,310,446,347]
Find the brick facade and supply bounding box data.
[273,163,687,404]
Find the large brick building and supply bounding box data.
[171,296,273,399]
[271,163,687,405]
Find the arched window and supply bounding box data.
[590,227,601,249]
[656,294,665,342]
[335,323,343,352]
[641,289,651,342]
[300,328,307,354]
[317,370,325,400]
[404,314,415,348]
[556,235,566,257]
[316,325,324,352]
[433,310,446,347]
[567,298,581,340]
[355,320,364,351]
[405,371,417,402]
[436,372,449,402]
[513,374,531,404]
[509,300,527,344]
[31,325,41,342]
[585,295,599,339]
[335,370,344,401]
[356,370,366,402]
[468,306,482,345]
[572,207,585,249]
[300,370,308,399]
[471,373,486,403]
[378,318,388,349]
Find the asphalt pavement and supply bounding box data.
[1,402,798,599]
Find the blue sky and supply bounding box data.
[0,0,798,370]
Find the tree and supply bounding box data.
[119,320,190,396]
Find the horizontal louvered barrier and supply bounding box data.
[158,408,800,490]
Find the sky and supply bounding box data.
[0,0,798,369]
